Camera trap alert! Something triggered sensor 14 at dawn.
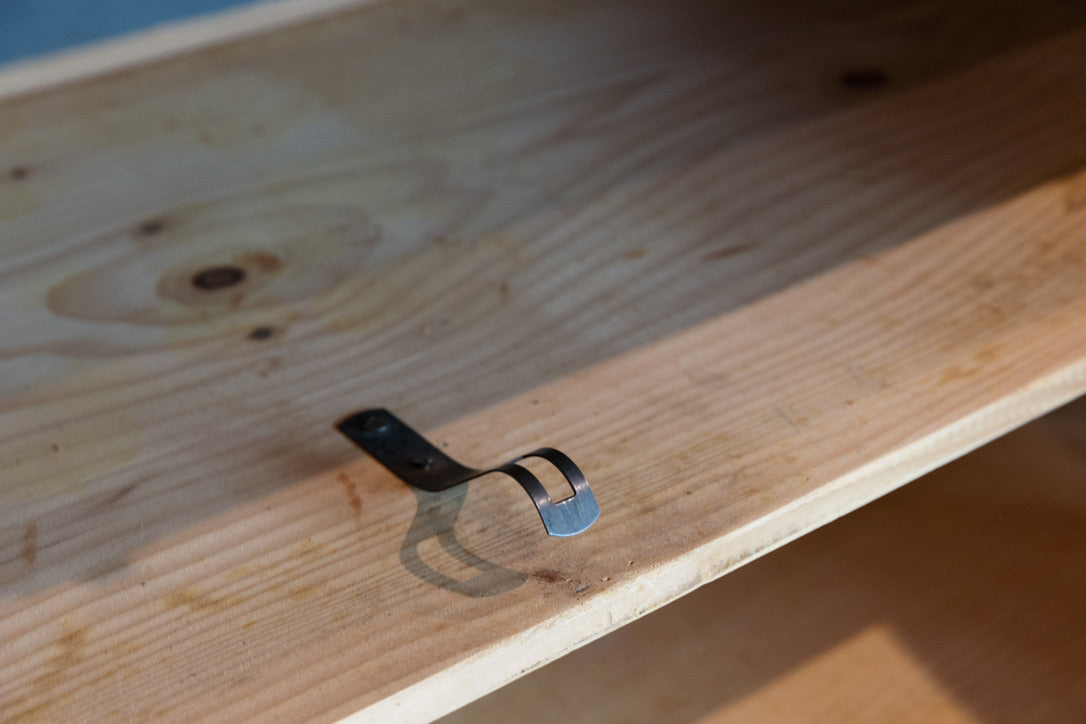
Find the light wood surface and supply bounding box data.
[442,399,1086,723]
[3,1,1086,721]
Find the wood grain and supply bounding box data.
[2,0,1086,721]
[442,399,1086,723]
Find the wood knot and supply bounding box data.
[192,266,246,291]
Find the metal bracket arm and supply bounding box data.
[337,409,600,537]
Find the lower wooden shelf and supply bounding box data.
[442,398,1086,723]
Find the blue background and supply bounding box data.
[0,1,259,65]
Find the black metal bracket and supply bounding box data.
[337,409,600,537]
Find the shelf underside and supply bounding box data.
[2,1,1086,721]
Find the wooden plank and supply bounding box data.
[442,399,1086,723]
[348,172,1086,722]
[3,0,1086,468]
[3,1,1086,721]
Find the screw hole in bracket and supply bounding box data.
[337,408,600,537]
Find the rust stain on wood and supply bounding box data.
[337,472,362,518]
[22,522,37,566]
[532,568,568,584]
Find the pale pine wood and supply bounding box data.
[3,1,1086,722]
[442,400,1086,723]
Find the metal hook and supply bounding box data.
[337,409,600,537]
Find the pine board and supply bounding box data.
[3,1,1086,721]
[443,399,1086,723]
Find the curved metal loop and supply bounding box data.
[337,409,600,537]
